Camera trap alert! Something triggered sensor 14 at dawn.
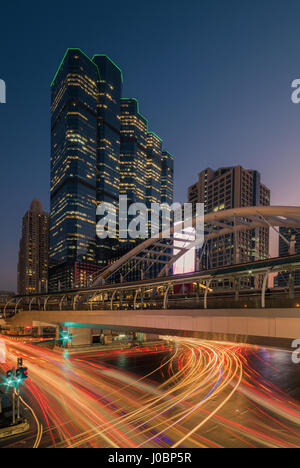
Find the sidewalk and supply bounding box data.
[0,420,29,439]
[53,340,166,355]
[0,391,30,439]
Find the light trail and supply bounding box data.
[0,335,299,448]
[19,394,43,448]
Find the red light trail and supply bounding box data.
[0,336,299,448]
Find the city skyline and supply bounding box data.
[1,2,300,451]
[2,0,300,290]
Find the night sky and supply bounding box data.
[1,0,300,291]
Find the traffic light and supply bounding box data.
[5,369,14,385]
[15,368,22,383]
[15,367,28,384]
[60,329,72,347]
[2,360,28,388]
[21,367,28,381]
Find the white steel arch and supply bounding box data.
[92,206,300,286]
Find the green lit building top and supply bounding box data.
[49,49,174,291]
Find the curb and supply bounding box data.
[0,420,29,439]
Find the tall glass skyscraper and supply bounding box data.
[120,98,148,206]
[50,50,99,290]
[93,55,122,265]
[18,199,49,294]
[49,49,174,291]
[161,151,174,205]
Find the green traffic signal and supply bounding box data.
[5,369,13,386]
[4,365,28,386]
[15,367,28,383]
[61,330,72,342]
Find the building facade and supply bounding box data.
[161,151,174,206]
[188,166,270,272]
[278,227,300,287]
[17,199,49,295]
[49,49,173,291]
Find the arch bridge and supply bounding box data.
[3,206,300,317]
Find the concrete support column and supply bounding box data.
[163,284,172,310]
[289,270,295,299]
[261,271,269,309]
[234,277,240,302]
[110,290,117,310]
[59,295,66,311]
[195,282,201,302]
[14,298,23,314]
[67,327,92,347]
[289,235,296,255]
[234,218,240,265]
[29,297,35,312]
[73,295,80,311]
[43,297,49,311]
[141,289,144,308]
[134,289,143,310]
[204,280,212,310]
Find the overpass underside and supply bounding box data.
[3,307,300,349]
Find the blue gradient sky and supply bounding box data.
[0,0,300,291]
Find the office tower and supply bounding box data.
[115,98,174,281]
[120,100,174,209]
[146,133,163,205]
[188,166,270,270]
[118,98,148,257]
[50,49,99,290]
[120,98,148,206]
[50,50,122,290]
[278,228,300,286]
[50,49,174,290]
[17,199,49,294]
[161,151,174,205]
[93,55,122,266]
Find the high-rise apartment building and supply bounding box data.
[17,199,49,294]
[278,228,300,286]
[188,166,270,270]
[49,49,173,291]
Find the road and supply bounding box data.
[0,335,299,448]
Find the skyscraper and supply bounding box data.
[50,50,99,291]
[17,199,49,294]
[49,49,174,291]
[120,98,148,207]
[119,100,174,210]
[161,151,174,206]
[188,166,270,270]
